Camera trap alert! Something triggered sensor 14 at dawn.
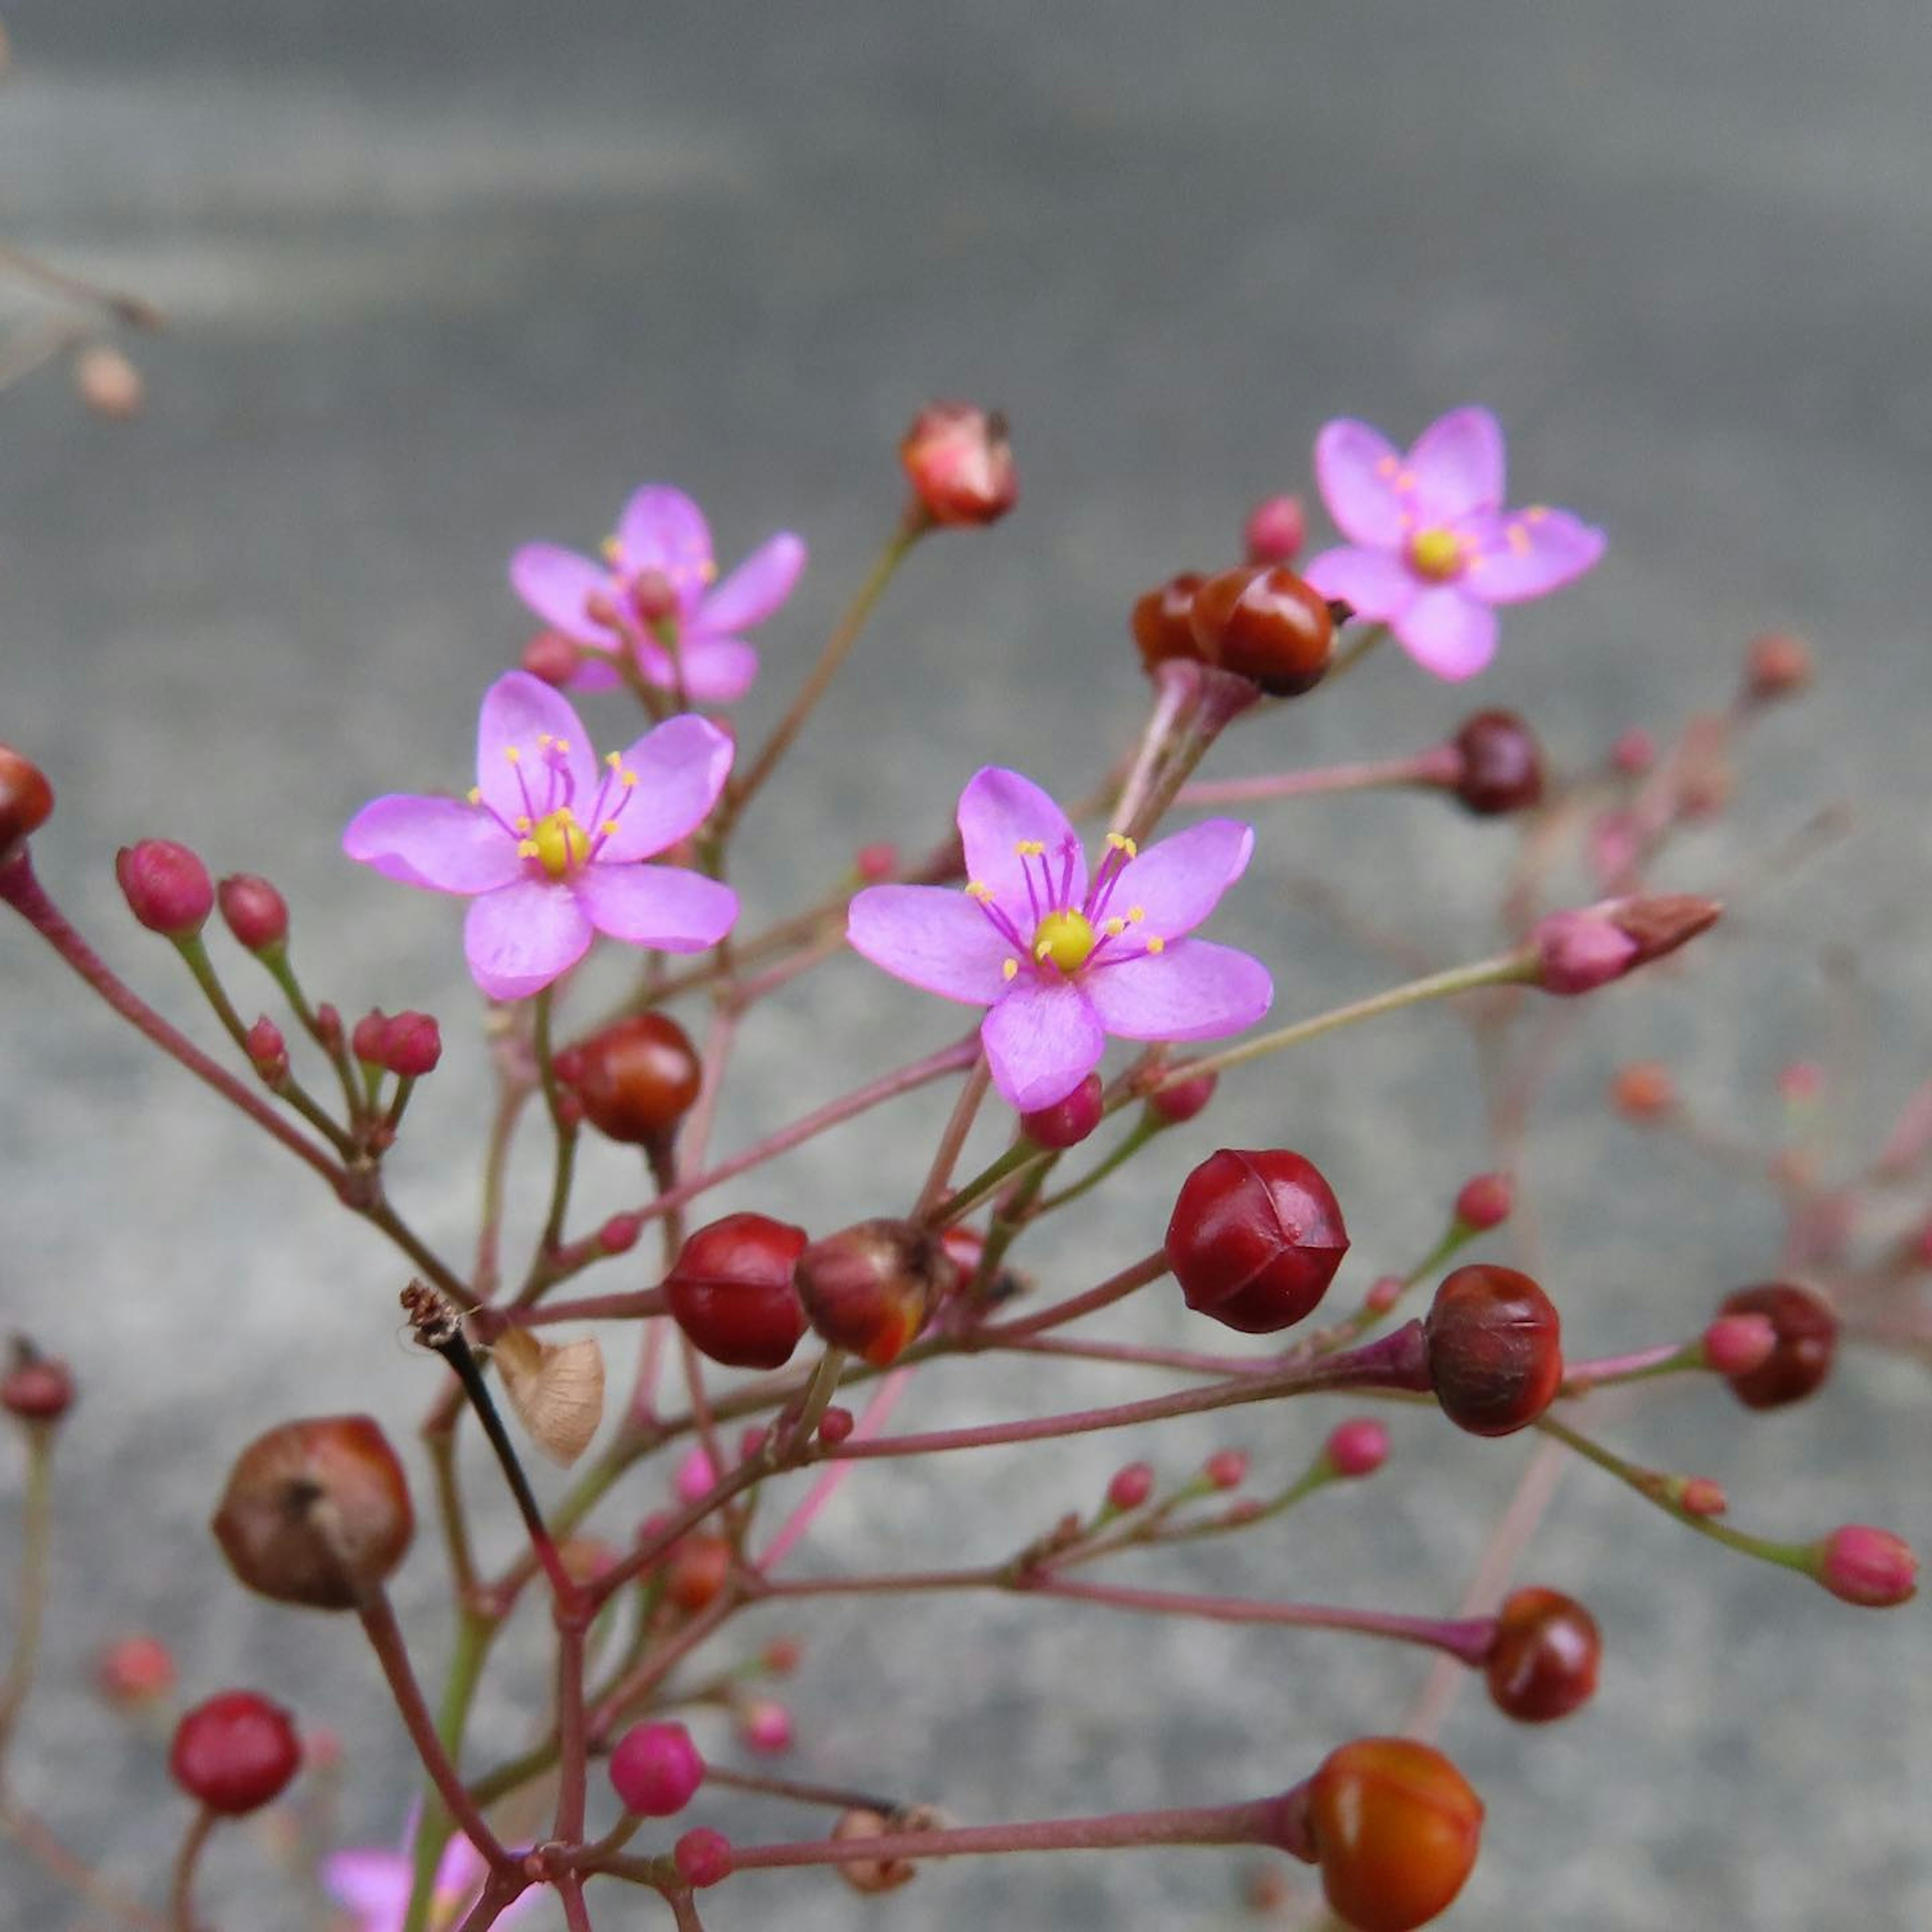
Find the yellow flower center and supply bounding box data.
[531,809,590,879]
[1032,908,1096,972]
[1408,527,1465,581]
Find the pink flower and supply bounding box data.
[344,671,737,1001]
[322,1815,539,1932]
[847,768,1271,1112]
[510,485,804,703]
[1302,406,1605,680]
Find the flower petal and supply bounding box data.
[674,637,761,704]
[509,545,622,646]
[697,531,807,634]
[1394,587,1498,681]
[431,1832,487,1902]
[1314,418,1407,548]
[1082,940,1273,1041]
[981,979,1106,1112]
[562,649,624,694]
[321,1848,410,1922]
[475,672,600,822]
[343,795,521,894]
[847,884,1015,1005]
[957,767,1086,914]
[598,714,734,861]
[1405,406,1506,523]
[616,485,714,614]
[463,879,594,1000]
[1106,820,1254,941]
[1461,507,1606,605]
[1300,545,1418,624]
[574,863,738,953]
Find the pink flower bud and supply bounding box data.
[116,839,213,937]
[1242,493,1305,566]
[675,1447,720,1505]
[1531,896,1721,996]
[1454,1173,1513,1232]
[521,630,582,685]
[900,402,1018,528]
[610,1720,706,1816]
[1677,1477,1727,1517]
[737,1697,794,1754]
[2,1338,74,1424]
[675,1827,733,1888]
[631,568,680,623]
[351,1009,390,1064]
[1700,1312,1777,1379]
[314,1003,343,1053]
[217,874,289,952]
[1204,1448,1249,1491]
[1743,631,1812,704]
[1364,1275,1403,1315]
[96,1634,177,1706]
[380,1011,442,1077]
[817,1405,855,1446]
[1107,1462,1155,1511]
[1021,1072,1104,1149]
[1324,1417,1390,1479]
[599,1212,643,1255]
[1611,728,1655,775]
[1813,1524,1917,1608]
[855,841,898,881]
[245,1015,289,1086]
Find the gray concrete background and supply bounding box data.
[2,4,1929,1927]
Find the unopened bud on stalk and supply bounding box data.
[1243,493,1306,565]
[667,1212,811,1370]
[1323,1417,1389,1478]
[244,1015,289,1086]
[900,402,1018,527]
[737,1697,793,1753]
[793,1218,954,1364]
[0,745,55,854]
[1699,1312,1777,1379]
[609,1720,706,1816]
[216,874,289,953]
[1453,1172,1512,1232]
[1021,1072,1104,1149]
[1107,1462,1156,1512]
[380,1011,442,1077]
[1811,1524,1917,1607]
[1742,631,1812,704]
[96,1634,177,1706]
[1187,564,1336,697]
[2,1337,75,1424]
[116,838,213,937]
[1204,1448,1249,1490]
[72,343,145,420]
[521,629,582,685]
[1145,1067,1218,1124]
[675,1827,733,1888]
[1530,895,1721,995]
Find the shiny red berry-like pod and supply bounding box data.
[572,1013,703,1146]
[793,1219,954,1365]
[665,1212,810,1370]
[1424,1264,1563,1436]
[1484,1586,1601,1723]
[1187,565,1335,697]
[169,1691,301,1815]
[1451,710,1545,816]
[0,745,54,848]
[1131,572,1208,674]
[1165,1149,1349,1334]
[1715,1282,1837,1409]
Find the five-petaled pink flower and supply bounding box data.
[321,1811,540,1932]
[510,485,804,703]
[847,768,1272,1112]
[344,671,737,1001]
[1302,406,1605,681]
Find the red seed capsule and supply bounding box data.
[572,1013,703,1147]
[1187,565,1335,696]
[1131,572,1209,675]
[169,1691,301,1815]
[0,745,54,847]
[1451,710,1545,816]
[1715,1283,1837,1409]
[1165,1149,1349,1334]
[1424,1265,1563,1436]
[665,1213,810,1371]
[793,1219,954,1365]
[1484,1587,1601,1723]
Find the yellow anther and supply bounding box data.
[537,732,553,747]
[602,820,620,837]
[1506,523,1531,554]
[1105,833,1138,857]
[1146,934,1166,954]
[600,534,621,563]
[513,816,532,832]
[1408,527,1464,582]
[619,770,638,789]
[606,751,622,768]
[1031,909,1097,973]
[1526,505,1549,523]
[1002,958,1019,981]
[1014,839,1045,857]
[1128,906,1145,923]
[504,746,521,764]
[466,786,482,806]
[517,839,539,859]
[965,880,995,902]
[1104,917,1126,936]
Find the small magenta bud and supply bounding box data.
[1611,727,1655,775]
[1243,493,1306,566]
[855,840,899,882]
[675,1827,733,1889]
[244,1015,289,1085]
[2,1338,75,1423]
[1166,1149,1350,1334]
[1364,1275,1402,1315]
[1021,1072,1104,1149]
[631,567,680,623]
[674,1447,720,1505]
[1451,710,1545,816]
[1324,1417,1390,1478]
[598,1212,643,1256]
[1483,1587,1601,1723]
[1813,1525,1917,1608]
[521,629,582,685]
[1677,1476,1728,1517]
[0,745,55,851]
[572,1013,703,1147]
[817,1405,855,1446]
[1714,1283,1837,1409]
[1131,572,1209,675]
[96,1633,177,1706]
[665,1534,732,1613]
[169,1691,301,1815]
[831,1808,921,1894]
[900,401,1018,527]
[1453,1172,1513,1232]
[1188,564,1335,697]
[314,1003,343,1053]
[1610,1061,1676,1120]
[1204,1448,1249,1491]
[350,1009,390,1064]
[211,1415,414,1611]
[216,874,289,953]
[610,1720,706,1817]
[666,1213,811,1371]
[1146,1068,1218,1124]
[1424,1265,1564,1437]
[1700,1312,1777,1379]
[72,343,145,419]
[737,1698,794,1754]
[1107,1462,1156,1511]
[116,838,213,937]
[380,1011,442,1077]
[793,1218,954,1365]
[1743,630,1812,704]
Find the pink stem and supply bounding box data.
[1560,1340,1695,1390]
[1175,746,1459,807]
[976,1249,1169,1341]
[757,1366,915,1573]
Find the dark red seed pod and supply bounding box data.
[665,1213,811,1371]
[1483,1587,1601,1723]
[792,1219,955,1365]
[1186,565,1335,697]
[169,1691,301,1815]
[1146,1068,1218,1124]
[1165,1149,1348,1334]
[1131,573,1208,675]
[1021,1072,1104,1150]
[572,1013,703,1147]
[1451,710,1545,816]
[1424,1265,1563,1436]
[1715,1282,1837,1409]
[0,745,55,848]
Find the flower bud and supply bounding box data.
[314,1003,343,1053]
[793,1218,953,1365]
[609,1720,706,1816]
[1424,1265,1563,1437]
[1131,572,1209,676]
[1165,1149,1350,1334]
[1323,1417,1389,1479]
[1187,565,1335,697]
[96,1634,177,1706]
[72,343,145,419]
[2,1337,74,1424]
[1107,1462,1155,1512]
[855,840,899,881]
[816,1405,855,1445]
[631,568,680,623]
[666,1212,811,1371]
[1021,1072,1104,1149]
[245,1016,289,1086]
[1812,1524,1917,1608]
[1699,1312,1777,1380]
[675,1827,733,1888]
[599,1212,643,1256]
[1678,1476,1727,1517]
[1743,631,1812,704]
[116,838,213,937]
[737,1697,793,1753]
[521,629,582,685]
[211,1415,414,1610]
[1483,1587,1600,1723]
[1243,493,1305,566]
[1204,1448,1249,1491]
[379,1011,442,1077]
[0,745,54,852]
[571,1013,703,1147]
[1531,895,1721,995]
[216,874,289,953]
[1145,1068,1218,1124]
[1453,1172,1512,1232]
[1610,1061,1676,1120]
[1611,727,1655,775]
[1450,710,1544,816]
[169,1691,301,1815]
[665,1533,732,1613]
[1714,1283,1836,1409]
[351,1009,390,1064]
[900,402,1018,527]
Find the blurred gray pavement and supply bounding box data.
[2,4,1929,1927]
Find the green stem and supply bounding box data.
[0,1429,55,1766]
[401,1610,494,1932]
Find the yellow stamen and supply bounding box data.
[606,751,622,768]
[1526,506,1549,523]
[503,746,521,765]
[1014,839,1045,857]
[1146,934,1166,954]
[1128,905,1145,923]
[1031,908,1097,973]
[1408,527,1465,582]
[602,820,620,837]
[466,786,482,806]
[1002,958,1019,981]
[619,770,638,789]
[966,880,995,902]
[516,839,539,859]
[537,733,553,748]
[1104,917,1126,936]
[600,534,621,563]
[1105,832,1138,857]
